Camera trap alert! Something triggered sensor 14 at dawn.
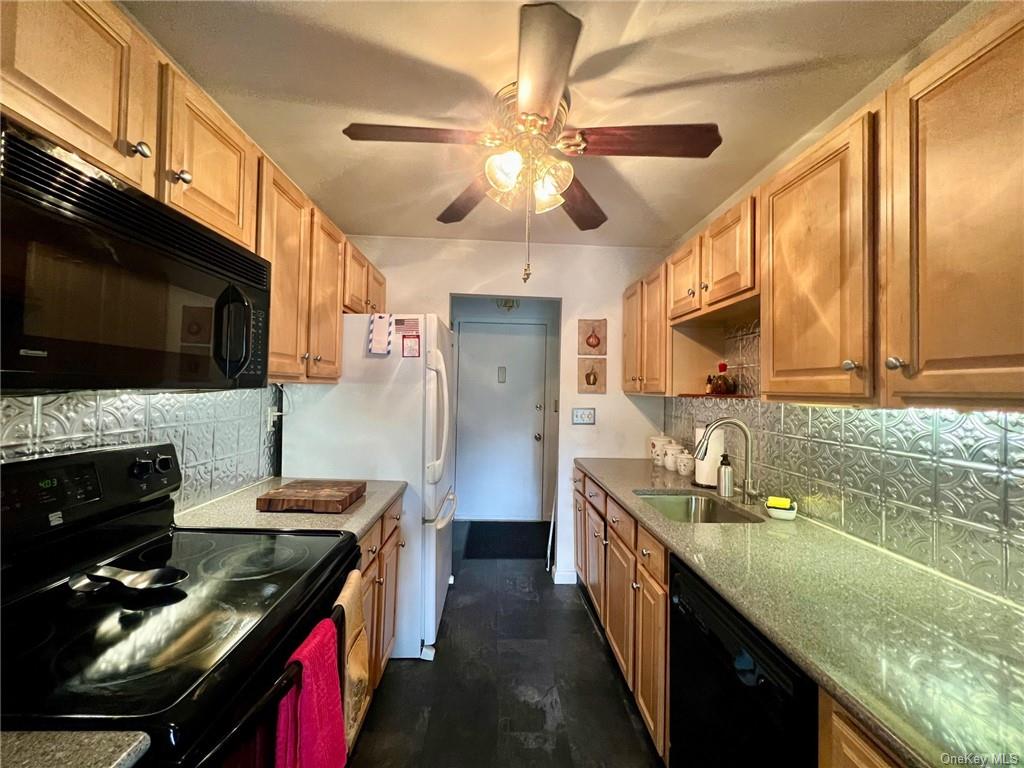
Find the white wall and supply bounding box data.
[349,235,665,582]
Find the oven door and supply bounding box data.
[1,191,265,392]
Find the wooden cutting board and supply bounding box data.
[257,479,367,514]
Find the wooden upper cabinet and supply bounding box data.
[161,66,260,249]
[605,531,637,688]
[668,235,702,319]
[367,264,387,314]
[885,5,1024,407]
[344,242,370,313]
[259,159,311,381]
[702,196,755,306]
[761,109,874,399]
[634,562,667,756]
[641,263,668,394]
[307,208,345,381]
[622,280,642,392]
[0,0,159,195]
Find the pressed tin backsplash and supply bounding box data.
[665,395,1024,605]
[0,388,280,510]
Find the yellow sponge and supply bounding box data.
[766,496,793,510]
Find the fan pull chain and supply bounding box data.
[523,163,533,283]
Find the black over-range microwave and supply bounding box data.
[0,120,270,393]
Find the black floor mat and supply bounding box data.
[462,521,549,559]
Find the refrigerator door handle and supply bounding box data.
[434,492,458,531]
[426,348,450,485]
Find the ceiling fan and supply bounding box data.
[342,2,722,232]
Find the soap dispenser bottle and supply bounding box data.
[717,453,734,498]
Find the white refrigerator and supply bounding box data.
[282,313,456,660]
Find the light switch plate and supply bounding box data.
[572,407,596,425]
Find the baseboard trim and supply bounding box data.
[552,568,577,585]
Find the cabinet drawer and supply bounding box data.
[636,527,666,584]
[572,467,584,493]
[382,498,402,543]
[606,496,636,549]
[359,518,382,569]
[583,476,606,513]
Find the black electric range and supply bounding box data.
[1,444,358,766]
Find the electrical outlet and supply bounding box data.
[572,407,596,425]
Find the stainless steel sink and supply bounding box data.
[635,493,765,524]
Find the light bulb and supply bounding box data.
[535,155,574,196]
[484,150,523,193]
[533,188,565,214]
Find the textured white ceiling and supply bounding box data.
[125,1,964,247]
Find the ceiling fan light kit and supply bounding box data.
[341,1,723,279]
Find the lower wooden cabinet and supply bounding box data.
[585,503,606,622]
[819,690,902,768]
[574,492,586,580]
[604,531,637,686]
[634,562,667,757]
[357,515,402,689]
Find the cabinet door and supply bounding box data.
[307,209,344,381]
[0,0,159,195]
[667,235,702,319]
[375,530,400,686]
[367,264,387,314]
[162,67,260,248]
[259,159,310,381]
[622,281,642,392]
[361,560,378,687]
[635,564,667,756]
[605,532,636,687]
[702,196,755,306]
[574,492,586,580]
[761,111,874,398]
[886,6,1024,406]
[585,503,606,622]
[641,264,668,394]
[344,242,370,313]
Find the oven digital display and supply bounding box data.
[1,463,101,523]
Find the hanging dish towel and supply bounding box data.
[336,571,371,752]
[367,314,392,356]
[275,619,347,768]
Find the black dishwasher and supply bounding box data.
[669,554,817,765]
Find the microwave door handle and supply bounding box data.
[212,286,252,379]
[233,290,253,377]
[212,290,231,377]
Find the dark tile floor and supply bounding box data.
[350,523,662,768]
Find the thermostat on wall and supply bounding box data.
[572,407,596,425]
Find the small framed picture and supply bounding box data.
[578,358,606,394]
[578,319,607,356]
[402,334,421,358]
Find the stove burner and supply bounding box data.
[198,541,312,582]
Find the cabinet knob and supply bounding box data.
[301,352,311,360]
[171,169,192,184]
[313,354,323,362]
[885,356,909,371]
[368,545,378,555]
[840,359,861,372]
[700,282,709,291]
[687,288,696,298]
[127,140,152,158]
[400,540,406,548]
[630,376,637,382]
[610,516,619,524]
[587,491,597,498]
[641,548,650,557]
[593,531,600,538]
[631,582,640,591]
[602,539,609,546]
[375,576,384,585]
[365,298,371,307]
[392,513,401,520]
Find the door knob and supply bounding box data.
[885,356,908,370]
[171,168,192,184]
[841,359,861,371]
[534,433,542,442]
[127,140,152,158]
[535,403,544,411]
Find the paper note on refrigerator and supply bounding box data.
[367,314,392,355]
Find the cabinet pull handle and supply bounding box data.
[171,169,193,184]
[375,576,384,585]
[840,359,861,372]
[885,356,909,371]
[610,516,619,524]
[593,531,600,538]
[313,354,323,362]
[301,352,311,360]
[587,491,598,498]
[602,539,608,546]
[700,281,709,291]
[127,140,152,158]
[641,548,650,557]
[687,288,696,298]
[631,582,640,590]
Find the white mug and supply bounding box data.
[676,452,695,478]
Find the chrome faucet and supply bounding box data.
[693,417,755,505]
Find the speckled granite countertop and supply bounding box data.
[576,458,1024,768]
[174,477,407,538]
[1,731,149,768]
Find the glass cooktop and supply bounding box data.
[2,527,344,718]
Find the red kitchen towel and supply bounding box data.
[276,618,347,768]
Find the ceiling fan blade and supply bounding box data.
[343,123,483,145]
[560,124,723,158]
[437,175,489,224]
[516,3,582,123]
[561,177,607,231]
